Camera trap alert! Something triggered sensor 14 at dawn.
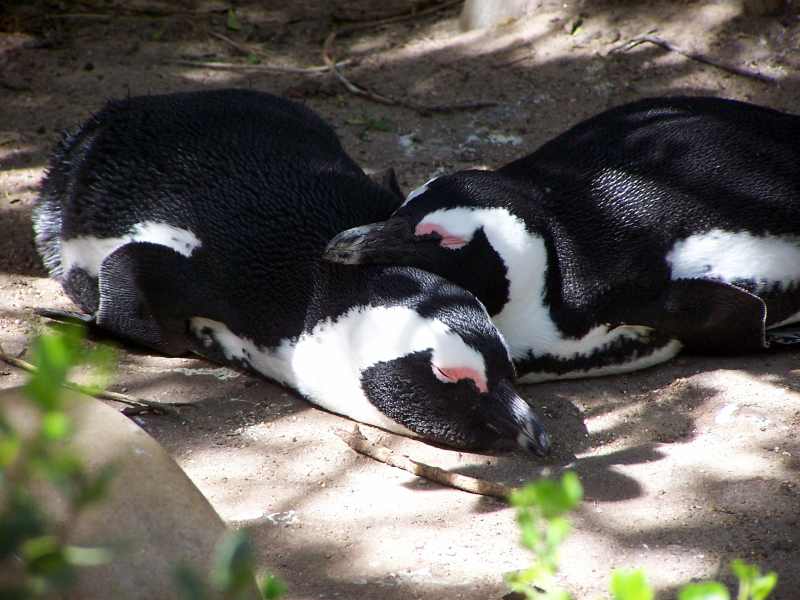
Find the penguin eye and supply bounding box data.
[432,365,488,393]
[414,222,467,249]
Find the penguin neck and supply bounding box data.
[471,208,560,360]
[287,302,487,436]
[189,304,485,437]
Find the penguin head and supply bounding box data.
[324,171,534,316]
[360,351,550,456]
[349,272,550,456]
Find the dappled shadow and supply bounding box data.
[3,2,800,598]
[0,206,46,277]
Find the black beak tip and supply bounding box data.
[323,231,366,264]
[520,428,551,457]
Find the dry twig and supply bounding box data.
[209,31,258,57]
[169,59,346,74]
[181,31,351,74]
[322,0,496,115]
[334,425,514,499]
[609,34,777,84]
[0,342,186,416]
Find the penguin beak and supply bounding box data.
[324,220,413,265]
[488,379,551,457]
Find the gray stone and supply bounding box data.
[0,387,260,600]
[459,0,538,31]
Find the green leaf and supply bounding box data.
[64,545,113,567]
[259,573,287,599]
[227,8,241,31]
[24,326,85,410]
[174,563,211,600]
[731,560,777,600]
[41,411,71,440]
[731,559,757,583]
[22,537,75,588]
[74,463,117,509]
[546,516,572,548]
[751,572,778,600]
[0,431,21,468]
[511,473,583,519]
[561,471,583,506]
[678,582,730,600]
[0,491,46,559]
[21,535,59,562]
[77,344,117,395]
[246,53,261,65]
[34,449,83,485]
[519,519,541,550]
[610,569,653,600]
[211,530,256,594]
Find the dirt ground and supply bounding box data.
[2,1,800,598]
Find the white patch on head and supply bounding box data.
[402,176,439,207]
[412,207,687,378]
[61,221,202,277]
[414,207,558,359]
[189,305,489,435]
[519,330,683,383]
[667,229,800,290]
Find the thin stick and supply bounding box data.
[0,342,186,416]
[210,31,258,57]
[334,425,514,499]
[169,59,348,74]
[322,1,496,115]
[609,35,777,84]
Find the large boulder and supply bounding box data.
[0,387,259,599]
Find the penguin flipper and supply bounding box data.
[36,308,96,326]
[35,307,115,342]
[650,279,767,353]
[94,242,199,357]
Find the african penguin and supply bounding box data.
[324,96,800,382]
[32,88,549,456]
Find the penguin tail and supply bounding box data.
[32,186,65,280]
[33,115,106,280]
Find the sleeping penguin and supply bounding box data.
[32,88,549,456]
[324,96,800,382]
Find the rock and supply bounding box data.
[459,0,538,31]
[0,387,260,600]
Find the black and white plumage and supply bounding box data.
[324,96,800,382]
[33,88,549,456]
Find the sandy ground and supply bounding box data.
[2,1,800,598]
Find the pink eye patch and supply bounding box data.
[432,365,488,393]
[414,223,467,249]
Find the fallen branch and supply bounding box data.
[334,425,514,499]
[169,59,347,74]
[322,1,496,115]
[209,31,258,57]
[609,35,777,84]
[0,342,187,416]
